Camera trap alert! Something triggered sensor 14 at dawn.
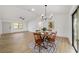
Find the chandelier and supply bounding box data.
[38,5,54,30]
[41,5,53,21]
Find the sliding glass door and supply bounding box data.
[72,6,79,52]
[77,7,79,52]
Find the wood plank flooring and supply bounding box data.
[0,32,75,53]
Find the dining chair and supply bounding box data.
[33,33,44,52]
[47,32,57,52]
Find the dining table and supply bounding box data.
[39,31,57,52]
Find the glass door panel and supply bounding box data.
[72,6,79,52]
[77,7,79,52]
[73,12,77,50]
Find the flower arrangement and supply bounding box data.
[41,27,47,31]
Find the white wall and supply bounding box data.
[2,21,11,33]
[0,7,2,35]
[0,19,2,34]
[28,19,40,32]
[54,14,70,37]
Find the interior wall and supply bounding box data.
[0,19,2,34]
[28,19,40,32]
[2,21,11,33]
[0,7,2,35]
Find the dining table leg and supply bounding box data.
[39,45,41,53]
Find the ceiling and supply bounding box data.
[0,5,73,22]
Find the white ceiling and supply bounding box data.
[0,5,72,21]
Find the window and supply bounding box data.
[13,23,19,29]
[13,22,23,29]
[19,23,23,29]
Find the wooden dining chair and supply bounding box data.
[48,32,56,42]
[47,32,57,52]
[33,33,43,52]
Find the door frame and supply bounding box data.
[72,6,79,53]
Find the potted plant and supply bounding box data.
[42,27,47,32]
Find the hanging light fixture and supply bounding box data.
[42,5,53,21]
[38,5,54,30]
[41,5,47,21]
[44,5,47,20]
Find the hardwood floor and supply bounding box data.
[0,32,75,53]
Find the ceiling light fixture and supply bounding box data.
[38,5,54,30]
[19,17,24,20]
[42,5,53,21]
[31,8,35,11]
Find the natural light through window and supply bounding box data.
[13,22,23,29]
[19,23,23,29]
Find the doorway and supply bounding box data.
[72,6,79,53]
